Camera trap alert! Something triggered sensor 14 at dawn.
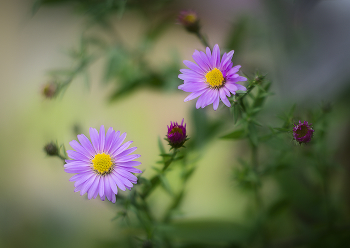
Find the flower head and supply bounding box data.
[178,44,247,110]
[293,120,314,144]
[177,10,200,33]
[165,119,187,149]
[64,125,142,203]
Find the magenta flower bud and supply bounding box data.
[166,119,188,149]
[293,120,314,144]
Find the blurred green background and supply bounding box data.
[1,0,350,247]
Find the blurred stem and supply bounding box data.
[58,54,99,96]
[196,32,210,48]
[141,149,178,199]
[251,144,261,208]
[57,154,67,163]
[251,132,270,247]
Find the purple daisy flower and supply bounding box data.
[293,120,314,144]
[178,44,247,111]
[64,125,142,203]
[165,118,187,149]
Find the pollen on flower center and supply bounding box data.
[170,127,183,135]
[184,14,196,24]
[296,125,308,137]
[205,68,224,88]
[92,153,113,175]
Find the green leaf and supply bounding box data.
[158,136,166,154]
[159,174,174,196]
[274,127,290,133]
[233,105,241,124]
[226,16,250,53]
[221,129,246,139]
[267,198,289,217]
[248,123,258,146]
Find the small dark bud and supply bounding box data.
[254,75,264,84]
[44,142,59,156]
[42,81,58,99]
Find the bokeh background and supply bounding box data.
[1,0,350,247]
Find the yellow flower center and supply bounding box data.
[184,14,197,24]
[205,68,224,88]
[170,127,183,135]
[92,153,113,175]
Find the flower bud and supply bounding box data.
[293,120,314,145]
[177,10,200,33]
[42,81,57,99]
[44,142,59,156]
[165,118,188,149]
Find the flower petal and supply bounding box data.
[104,127,115,153]
[108,175,118,195]
[183,60,205,74]
[99,125,105,153]
[87,176,100,199]
[213,90,220,110]
[67,150,90,162]
[104,175,112,202]
[184,89,207,102]
[89,127,100,153]
[219,88,231,107]
[110,132,127,155]
[117,154,141,162]
[178,82,208,92]
[69,140,91,159]
[211,44,220,68]
[80,174,97,196]
[111,172,126,191]
[77,134,95,157]
[117,161,142,167]
[111,140,133,157]
[116,147,137,158]
[225,83,238,94]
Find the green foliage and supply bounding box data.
[39,1,350,247]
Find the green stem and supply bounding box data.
[196,32,210,48]
[141,149,178,199]
[251,144,261,208]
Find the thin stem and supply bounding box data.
[57,154,67,163]
[196,32,210,48]
[141,149,178,199]
[162,149,178,172]
[251,144,261,208]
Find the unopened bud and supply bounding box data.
[42,81,58,99]
[165,118,188,149]
[44,142,59,156]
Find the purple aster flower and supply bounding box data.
[293,120,314,144]
[165,118,187,149]
[64,125,142,203]
[178,44,247,110]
